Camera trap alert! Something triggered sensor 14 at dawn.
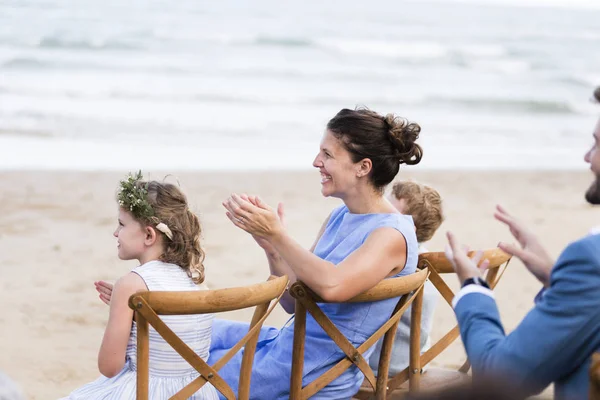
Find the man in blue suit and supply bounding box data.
[446,86,600,400]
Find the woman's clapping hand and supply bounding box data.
[222,193,285,241]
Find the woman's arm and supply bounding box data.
[266,252,295,313]
[269,213,331,313]
[224,194,406,302]
[266,210,331,280]
[97,272,146,377]
[271,227,406,302]
[242,196,297,282]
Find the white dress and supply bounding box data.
[60,260,219,399]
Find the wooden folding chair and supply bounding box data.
[591,352,600,400]
[128,275,289,400]
[288,268,430,400]
[354,248,511,399]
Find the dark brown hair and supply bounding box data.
[128,180,206,284]
[327,107,423,191]
[392,180,444,242]
[594,86,600,103]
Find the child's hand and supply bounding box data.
[94,281,114,305]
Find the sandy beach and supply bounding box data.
[1,169,598,399]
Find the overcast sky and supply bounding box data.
[439,0,600,9]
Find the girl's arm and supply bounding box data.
[97,272,146,378]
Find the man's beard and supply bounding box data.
[585,176,600,205]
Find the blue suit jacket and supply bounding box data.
[455,234,600,399]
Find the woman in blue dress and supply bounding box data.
[216,107,423,399]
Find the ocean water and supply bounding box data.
[1,0,599,170]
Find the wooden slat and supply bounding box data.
[375,295,410,399]
[324,292,417,395]
[348,268,428,303]
[421,326,460,368]
[289,269,429,399]
[300,293,416,399]
[380,248,512,396]
[296,295,376,398]
[386,368,409,395]
[131,275,288,315]
[183,277,288,397]
[129,275,288,400]
[134,298,234,399]
[418,249,510,274]
[174,288,283,399]
[427,267,455,307]
[458,359,471,374]
[238,302,270,400]
[289,268,429,304]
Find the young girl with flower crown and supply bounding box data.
[60,172,218,400]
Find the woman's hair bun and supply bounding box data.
[384,113,423,166]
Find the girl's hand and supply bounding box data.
[223,193,284,240]
[95,281,114,305]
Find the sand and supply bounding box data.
[1,169,597,399]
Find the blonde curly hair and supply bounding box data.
[391,180,444,243]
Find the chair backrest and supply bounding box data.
[591,352,600,400]
[288,268,430,400]
[383,248,512,394]
[129,275,289,400]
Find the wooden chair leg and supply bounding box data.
[485,267,500,289]
[409,288,423,392]
[238,302,270,400]
[136,314,149,400]
[458,359,471,373]
[375,294,410,400]
[291,301,306,400]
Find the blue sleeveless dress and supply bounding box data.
[208,204,418,399]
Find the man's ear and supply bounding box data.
[357,158,373,178]
[145,226,158,246]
